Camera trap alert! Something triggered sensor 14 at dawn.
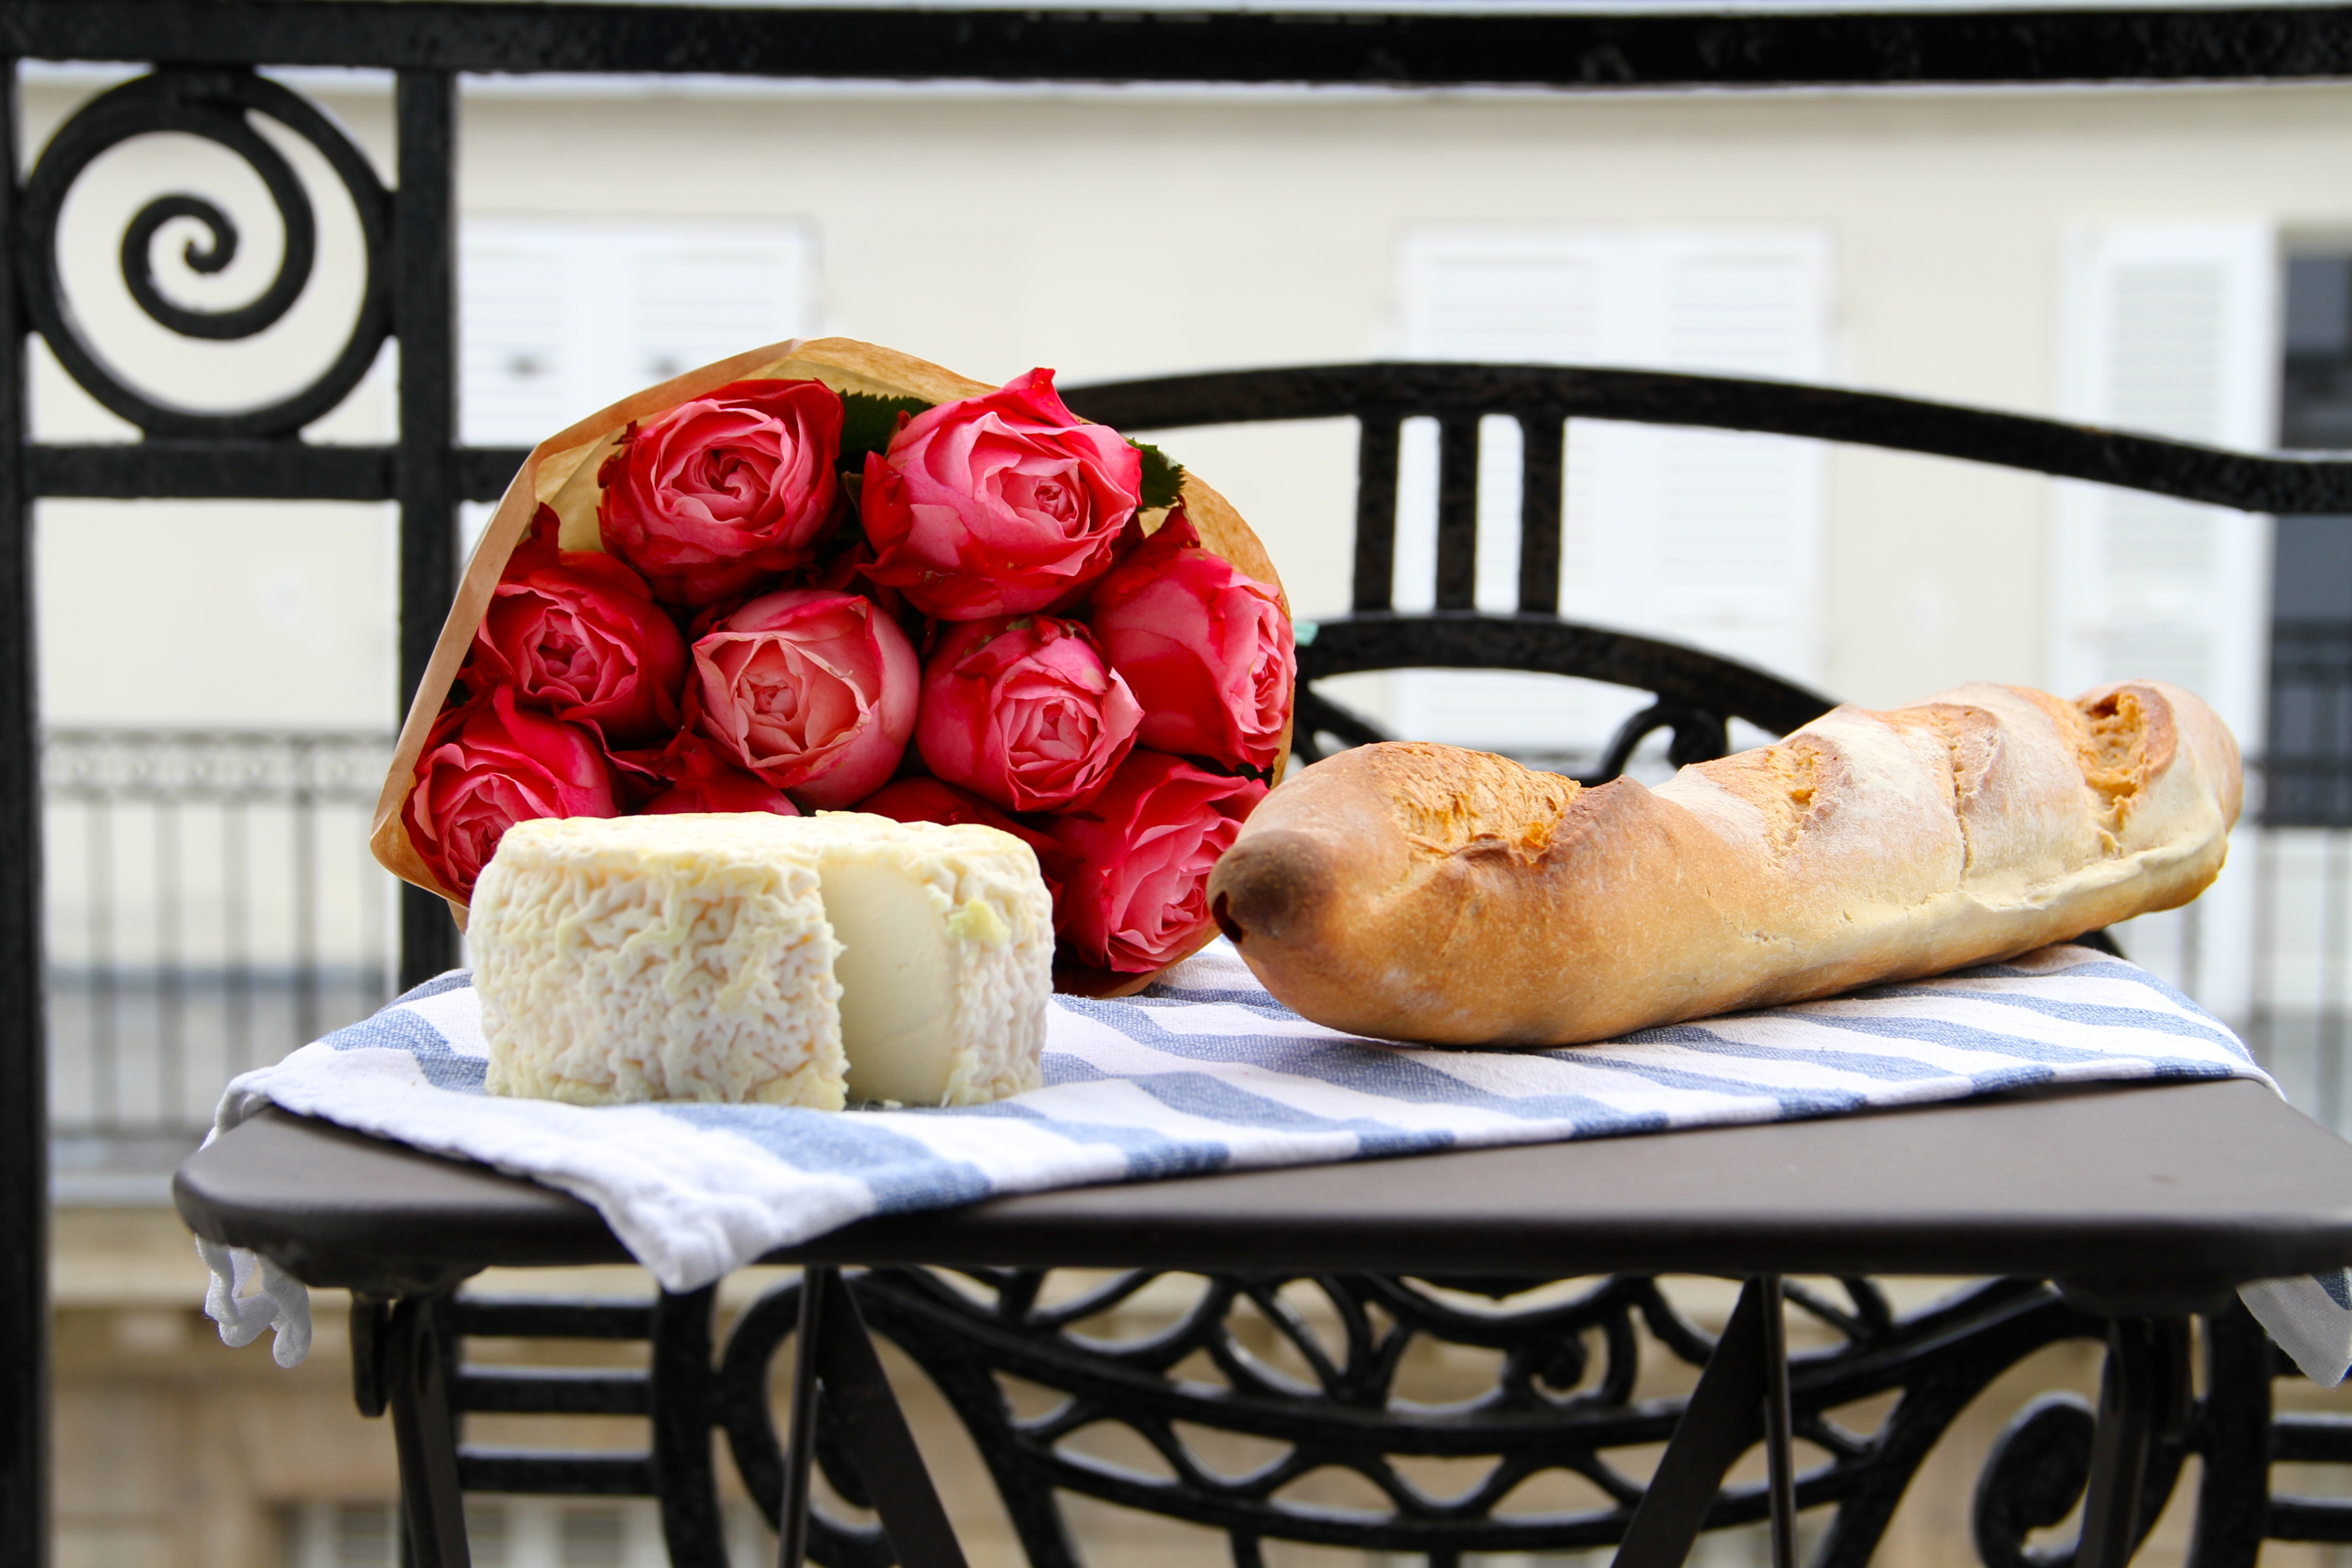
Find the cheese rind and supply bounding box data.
[473,814,848,1107]
[471,811,1051,1109]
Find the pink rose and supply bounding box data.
[915,616,1142,813]
[855,778,1070,905]
[404,684,619,900]
[861,368,1142,619]
[466,506,689,747]
[1049,750,1267,973]
[692,588,918,809]
[597,377,844,606]
[1086,511,1294,773]
[642,732,799,818]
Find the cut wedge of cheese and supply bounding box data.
[471,812,1052,1109]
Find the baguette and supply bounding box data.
[1206,681,2240,1045]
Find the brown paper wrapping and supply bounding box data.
[369,337,1291,995]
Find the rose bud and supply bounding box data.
[861,368,1142,619]
[1086,511,1294,773]
[641,731,798,818]
[916,615,1142,813]
[1049,750,1268,973]
[597,377,845,606]
[404,685,619,900]
[692,588,919,809]
[855,777,1070,904]
[466,507,690,747]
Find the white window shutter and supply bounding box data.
[458,233,574,448]
[2052,221,2274,746]
[2053,220,2275,1019]
[460,219,819,449]
[1386,227,1833,760]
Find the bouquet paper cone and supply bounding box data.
[371,338,1291,995]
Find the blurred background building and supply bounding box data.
[24,59,2352,1567]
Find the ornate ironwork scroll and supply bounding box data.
[652,1271,2277,1568]
[18,67,391,439]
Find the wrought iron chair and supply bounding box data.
[384,362,2352,1568]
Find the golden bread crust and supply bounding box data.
[1208,681,2240,1045]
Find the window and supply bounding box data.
[2053,219,2275,1013]
[2270,248,2352,827]
[456,217,819,557]
[282,1502,399,1568]
[460,217,821,448]
[1388,226,1833,762]
[2051,221,2274,741]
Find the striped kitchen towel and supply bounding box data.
[202,939,2337,1375]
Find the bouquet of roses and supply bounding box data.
[370,339,1295,991]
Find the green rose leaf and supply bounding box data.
[838,392,933,468]
[1131,440,1186,511]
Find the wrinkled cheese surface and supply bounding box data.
[471,812,1051,1109]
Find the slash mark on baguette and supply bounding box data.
[1374,743,1581,859]
[2073,688,2161,850]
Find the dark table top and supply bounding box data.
[175,1077,2352,1311]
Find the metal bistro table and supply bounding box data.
[177,1074,2352,1568]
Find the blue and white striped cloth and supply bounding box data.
[201,938,2350,1380]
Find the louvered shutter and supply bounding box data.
[459,230,574,448]
[1387,228,1833,761]
[457,219,819,551]
[2053,220,2275,1014]
[2053,222,2274,741]
[460,219,818,446]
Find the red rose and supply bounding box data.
[1049,750,1267,973]
[916,615,1142,813]
[860,368,1142,619]
[465,506,689,747]
[1086,511,1294,773]
[404,685,619,899]
[692,588,918,809]
[855,778,1069,903]
[597,377,844,606]
[641,732,799,817]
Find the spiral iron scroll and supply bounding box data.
[692,1269,2270,1568]
[19,69,391,439]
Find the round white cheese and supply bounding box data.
[471,811,1052,1109]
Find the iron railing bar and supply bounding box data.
[1351,414,1400,614]
[453,1449,655,1496]
[1066,363,2352,515]
[1433,416,1479,612]
[0,49,45,1568]
[292,743,318,1049]
[84,797,111,1128]
[451,1297,656,1338]
[451,1367,651,1416]
[25,441,524,504]
[15,1,2352,88]
[155,799,181,1130]
[394,66,461,992]
[223,795,250,1079]
[1516,411,1564,617]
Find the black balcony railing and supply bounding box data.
[40,729,397,1190]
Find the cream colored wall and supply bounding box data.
[24,75,2352,731]
[461,78,2352,717]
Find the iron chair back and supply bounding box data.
[426,360,2337,1568]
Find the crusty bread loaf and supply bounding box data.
[1206,681,2241,1046]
